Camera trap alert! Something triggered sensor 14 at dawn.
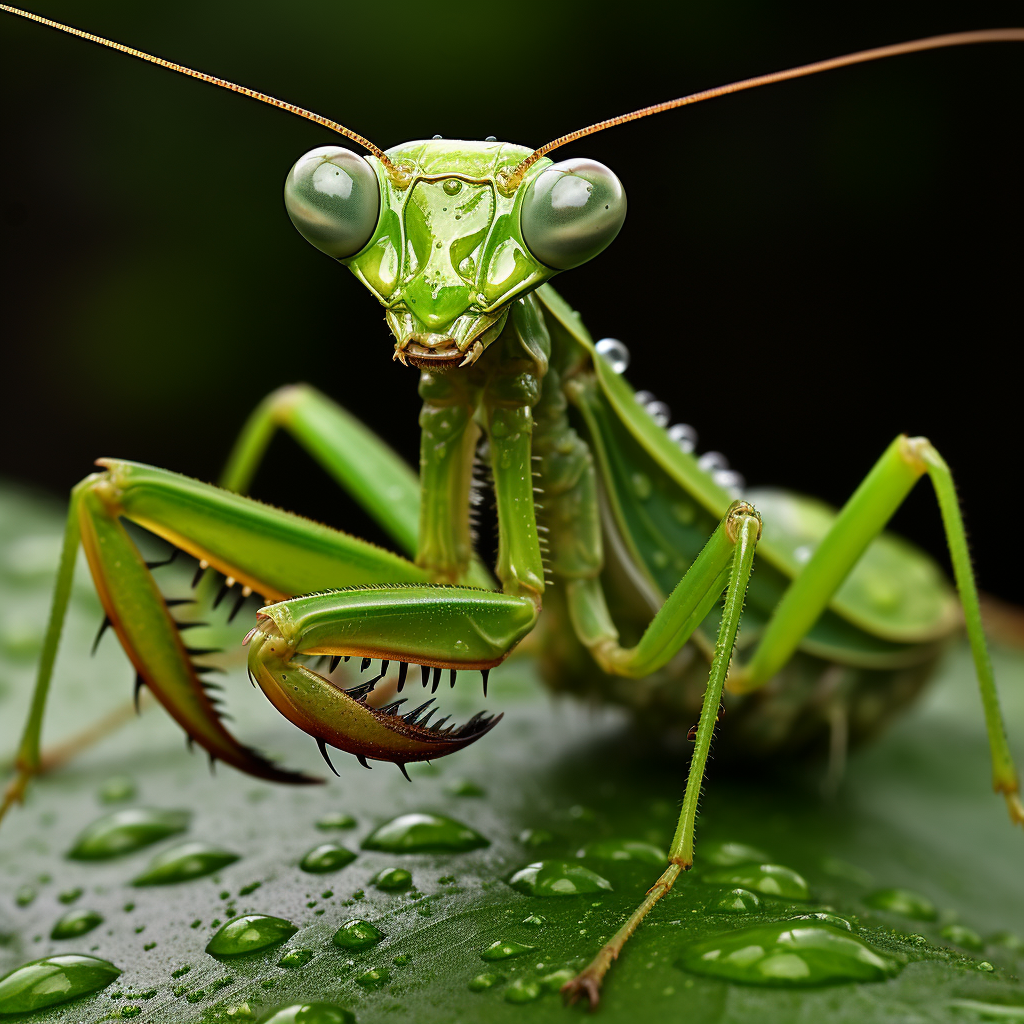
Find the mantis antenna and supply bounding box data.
[503,29,1024,190]
[0,4,399,179]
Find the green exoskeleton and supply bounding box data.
[2,6,1023,1005]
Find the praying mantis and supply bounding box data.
[1,4,1023,1007]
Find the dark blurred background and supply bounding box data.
[1,1,1021,599]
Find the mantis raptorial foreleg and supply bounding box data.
[0,457,436,821]
[733,435,1024,825]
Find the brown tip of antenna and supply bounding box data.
[504,28,1024,190]
[0,4,400,179]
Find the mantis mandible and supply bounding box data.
[1,5,1023,1006]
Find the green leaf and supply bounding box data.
[1,482,1023,1022]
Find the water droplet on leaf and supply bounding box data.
[445,778,486,797]
[702,864,809,900]
[50,908,104,939]
[98,775,136,804]
[578,839,665,865]
[0,954,121,1013]
[794,912,852,931]
[864,888,937,921]
[362,813,488,853]
[259,1004,355,1024]
[132,841,239,885]
[703,841,770,867]
[468,972,502,991]
[715,888,762,913]
[481,940,536,962]
[504,977,542,1002]
[678,920,898,987]
[299,844,357,873]
[355,967,389,988]
[67,808,190,860]
[315,813,356,831]
[510,861,613,897]
[940,924,984,951]
[332,919,385,950]
[373,867,412,891]
[277,948,314,968]
[518,829,554,848]
[206,915,298,956]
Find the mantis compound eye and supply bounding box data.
[284,146,380,259]
[520,157,626,270]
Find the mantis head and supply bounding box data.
[284,140,626,368]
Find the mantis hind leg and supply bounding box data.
[734,435,1023,826]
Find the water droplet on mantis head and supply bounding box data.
[668,423,698,453]
[702,864,809,900]
[940,924,984,951]
[98,775,136,804]
[299,843,357,874]
[714,888,762,913]
[205,915,298,956]
[468,972,503,991]
[509,861,613,897]
[67,807,190,860]
[0,954,121,1013]
[443,179,463,196]
[259,1004,355,1024]
[132,841,239,886]
[362,813,489,853]
[595,338,630,373]
[504,977,542,1002]
[578,839,666,866]
[373,867,412,891]
[315,813,356,831]
[864,888,937,921]
[678,920,898,987]
[481,940,537,962]
[697,451,729,474]
[332,919,385,950]
[50,908,104,939]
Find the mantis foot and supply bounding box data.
[561,960,611,1010]
[0,768,32,827]
[1005,790,1024,827]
